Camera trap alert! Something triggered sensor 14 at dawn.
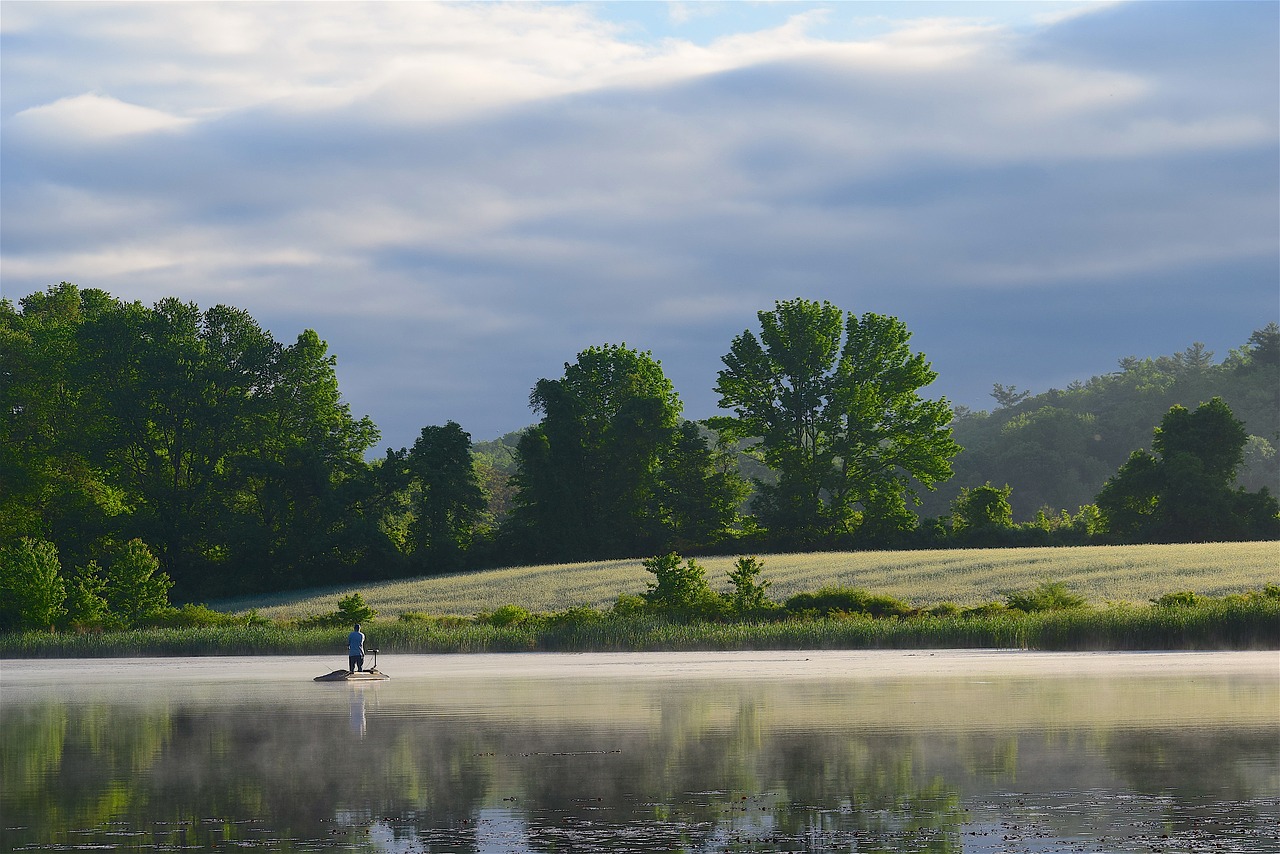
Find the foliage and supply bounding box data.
[62,562,110,629]
[783,587,914,619]
[1096,398,1280,542]
[101,539,172,628]
[1,284,385,600]
[925,325,1280,522]
[640,553,725,619]
[0,538,67,631]
[1005,581,1087,613]
[726,556,776,618]
[950,483,1014,544]
[1152,591,1200,608]
[712,298,959,547]
[507,344,745,561]
[298,592,377,629]
[480,604,535,627]
[383,421,488,573]
[137,603,268,629]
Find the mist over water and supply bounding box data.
[3,652,1277,852]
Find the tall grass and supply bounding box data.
[209,541,1280,621]
[5,595,1276,657]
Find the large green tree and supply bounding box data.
[507,344,743,561]
[1,284,384,598]
[1096,397,1280,542]
[509,344,680,560]
[0,538,66,631]
[712,299,959,545]
[401,421,488,573]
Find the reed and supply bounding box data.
[4,593,1276,657]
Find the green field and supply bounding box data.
[212,541,1280,620]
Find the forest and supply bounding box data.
[3,284,1277,615]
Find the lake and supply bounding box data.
[2,650,1277,853]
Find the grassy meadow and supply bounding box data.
[211,541,1279,621]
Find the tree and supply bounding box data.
[102,539,172,628]
[654,422,749,550]
[712,299,959,545]
[0,538,67,631]
[950,483,1014,545]
[726,556,774,618]
[640,553,721,619]
[508,345,683,560]
[63,562,110,629]
[952,483,1014,530]
[404,422,487,573]
[1097,398,1280,542]
[991,384,1031,409]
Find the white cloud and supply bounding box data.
[13,93,193,139]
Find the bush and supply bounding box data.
[1006,581,1087,613]
[726,556,777,618]
[783,587,913,619]
[298,592,378,628]
[611,594,646,617]
[1152,591,1200,608]
[481,604,535,627]
[544,605,608,629]
[138,604,269,629]
[962,601,1008,618]
[641,553,726,620]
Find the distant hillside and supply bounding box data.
[916,324,1278,520]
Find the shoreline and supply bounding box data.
[4,648,1277,685]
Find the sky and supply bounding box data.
[2,1,1277,452]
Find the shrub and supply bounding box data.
[298,592,378,628]
[641,553,726,619]
[929,602,962,617]
[544,605,608,628]
[783,587,913,619]
[1006,581,1087,612]
[611,594,646,617]
[726,556,776,618]
[1152,591,1200,608]
[962,601,1008,618]
[138,604,269,629]
[482,604,534,627]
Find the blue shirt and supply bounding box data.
[348,630,365,656]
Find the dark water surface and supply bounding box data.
[2,651,1277,853]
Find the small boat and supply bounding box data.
[314,648,390,682]
[314,669,389,682]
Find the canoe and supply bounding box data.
[314,668,390,682]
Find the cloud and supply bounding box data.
[1,1,1276,447]
[13,93,193,140]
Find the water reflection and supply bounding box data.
[2,654,1277,853]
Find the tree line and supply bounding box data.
[3,285,1277,613]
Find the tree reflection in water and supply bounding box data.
[2,667,1277,853]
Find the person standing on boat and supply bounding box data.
[348,623,365,673]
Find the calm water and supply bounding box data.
[2,650,1277,853]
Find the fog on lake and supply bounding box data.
[2,650,1277,853]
